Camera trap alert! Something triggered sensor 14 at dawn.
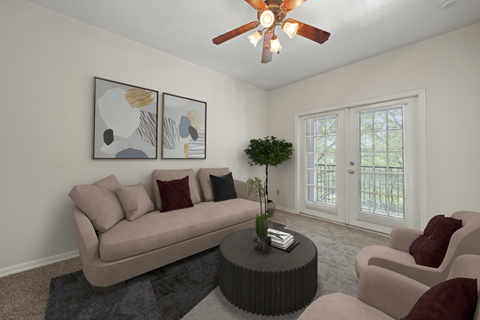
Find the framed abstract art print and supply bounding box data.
[161,93,207,159]
[93,77,158,159]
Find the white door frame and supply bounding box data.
[294,88,427,230]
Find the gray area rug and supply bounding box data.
[45,271,159,319]
[181,228,362,320]
[46,246,220,320]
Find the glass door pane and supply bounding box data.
[359,106,405,219]
[305,116,337,207]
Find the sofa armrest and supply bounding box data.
[234,179,263,203]
[73,204,100,264]
[357,265,429,320]
[368,255,447,287]
[388,227,422,252]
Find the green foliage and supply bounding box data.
[244,136,294,200]
[244,136,294,168]
[245,178,268,237]
[244,177,265,199]
[245,177,266,216]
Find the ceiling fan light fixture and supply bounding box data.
[270,35,282,53]
[260,10,275,28]
[283,22,299,38]
[248,30,262,47]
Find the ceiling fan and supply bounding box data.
[212,0,330,64]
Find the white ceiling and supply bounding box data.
[26,0,480,91]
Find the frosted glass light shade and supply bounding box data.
[248,31,262,47]
[260,10,275,28]
[283,22,299,38]
[270,36,282,52]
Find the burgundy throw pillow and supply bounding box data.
[156,176,194,213]
[409,215,462,268]
[400,277,477,320]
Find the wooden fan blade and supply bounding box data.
[280,0,308,12]
[284,18,330,44]
[212,21,260,45]
[245,0,267,11]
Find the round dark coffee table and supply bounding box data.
[218,228,317,316]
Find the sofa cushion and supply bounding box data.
[116,183,154,221]
[98,198,260,261]
[68,175,125,233]
[400,277,477,320]
[198,167,230,201]
[156,176,194,212]
[409,215,463,268]
[141,183,156,208]
[210,172,237,202]
[152,169,201,209]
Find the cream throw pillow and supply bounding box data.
[68,175,125,233]
[116,184,155,221]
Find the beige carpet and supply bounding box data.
[0,257,82,319]
[0,210,388,319]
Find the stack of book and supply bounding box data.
[267,228,294,250]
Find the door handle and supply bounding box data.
[349,169,354,174]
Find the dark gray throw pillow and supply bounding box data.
[210,172,237,202]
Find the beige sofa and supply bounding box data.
[71,168,260,291]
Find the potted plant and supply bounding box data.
[245,177,271,252]
[244,136,294,216]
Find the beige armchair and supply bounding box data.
[355,210,480,287]
[298,254,480,320]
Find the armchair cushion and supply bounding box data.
[355,245,415,280]
[409,215,462,268]
[298,292,392,320]
[357,265,429,320]
[400,277,477,320]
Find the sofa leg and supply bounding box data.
[90,281,125,292]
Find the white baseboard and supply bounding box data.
[0,250,79,279]
[276,205,297,214]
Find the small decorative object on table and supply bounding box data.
[245,177,271,253]
[255,214,271,252]
[268,228,294,250]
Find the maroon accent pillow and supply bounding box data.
[400,277,477,320]
[409,215,462,268]
[156,176,194,213]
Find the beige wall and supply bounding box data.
[0,0,267,271]
[267,22,480,224]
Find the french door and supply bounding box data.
[298,96,422,234]
[298,110,347,224]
